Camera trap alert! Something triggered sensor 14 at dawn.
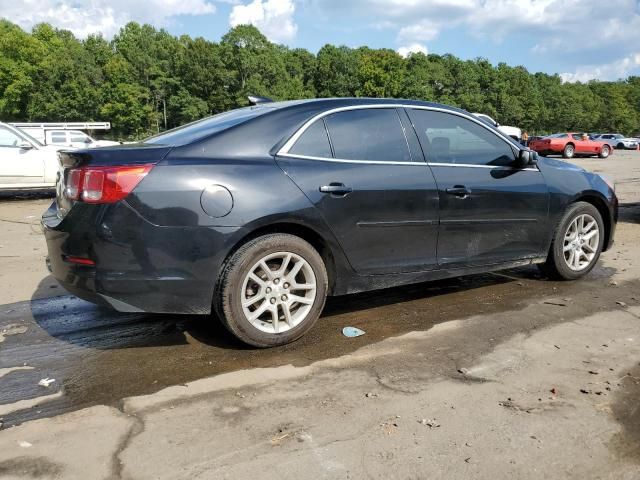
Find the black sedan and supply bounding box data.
[43,98,618,347]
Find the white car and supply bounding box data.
[0,122,62,191]
[592,133,638,150]
[472,113,522,142]
[46,130,120,149]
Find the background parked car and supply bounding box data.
[0,122,61,191]
[472,113,522,141]
[592,133,639,150]
[529,133,613,159]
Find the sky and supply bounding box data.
[2,0,640,82]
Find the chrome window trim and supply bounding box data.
[278,152,539,172]
[278,152,419,166]
[277,103,525,162]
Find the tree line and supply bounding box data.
[1,19,639,140]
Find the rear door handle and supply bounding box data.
[445,185,471,198]
[320,183,352,196]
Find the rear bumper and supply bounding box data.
[42,200,240,314]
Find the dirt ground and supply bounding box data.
[0,151,639,479]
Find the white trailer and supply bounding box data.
[9,122,119,148]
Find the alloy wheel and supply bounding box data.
[563,213,599,271]
[241,251,317,334]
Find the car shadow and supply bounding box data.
[0,190,55,201]
[619,202,640,224]
[28,265,548,355]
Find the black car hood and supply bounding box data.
[536,156,586,173]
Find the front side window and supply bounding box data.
[70,132,90,143]
[0,127,22,147]
[324,109,412,162]
[409,109,516,166]
[289,119,332,158]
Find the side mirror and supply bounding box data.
[517,149,537,167]
[19,141,33,150]
[84,137,92,143]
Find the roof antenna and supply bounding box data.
[248,95,274,105]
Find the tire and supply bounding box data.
[562,144,575,159]
[539,202,604,280]
[617,143,624,150]
[598,145,610,159]
[215,233,328,347]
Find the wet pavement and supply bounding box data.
[0,261,623,428]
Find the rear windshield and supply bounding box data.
[545,133,568,138]
[144,106,274,146]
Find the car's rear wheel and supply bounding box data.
[215,233,328,347]
[539,202,604,280]
[563,144,575,159]
[598,145,610,158]
[617,143,624,150]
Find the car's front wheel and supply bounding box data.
[216,233,328,347]
[598,145,610,158]
[539,202,604,280]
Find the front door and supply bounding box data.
[406,108,549,267]
[277,107,440,275]
[0,126,44,185]
[571,133,597,155]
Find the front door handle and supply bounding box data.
[320,183,352,196]
[445,185,471,198]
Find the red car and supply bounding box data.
[529,133,613,159]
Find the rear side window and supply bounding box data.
[289,119,332,158]
[70,132,89,143]
[409,109,515,166]
[144,106,273,146]
[324,109,412,162]
[50,132,67,144]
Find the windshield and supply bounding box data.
[145,106,274,146]
[545,133,568,138]
[10,126,44,147]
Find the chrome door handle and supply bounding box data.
[320,183,352,195]
[445,185,471,198]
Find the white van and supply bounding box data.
[45,129,120,148]
[9,122,118,148]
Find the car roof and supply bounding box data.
[261,97,465,112]
[148,97,472,149]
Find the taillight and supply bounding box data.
[65,169,83,200]
[65,164,153,204]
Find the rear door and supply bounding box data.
[276,107,440,275]
[406,108,549,267]
[0,126,44,185]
